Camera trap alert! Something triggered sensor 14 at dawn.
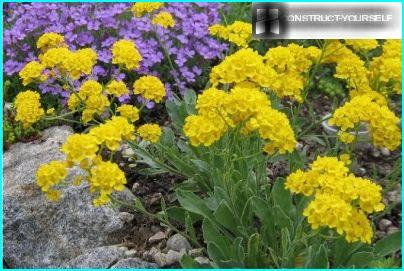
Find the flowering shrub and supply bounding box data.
[7,5,402,268]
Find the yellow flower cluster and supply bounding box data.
[68,80,110,123]
[89,116,135,150]
[370,40,402,94]
[106,80,129,97]
[285,156,384,243]
[210,48,277,88]
[14,90,45,128]
[210,45,320,102]
[19,61,47,86]
[209,21,252,47]
[152,11,175,28]
[36,32,65,51]
[89,161,127,206]
[63,48,98,79]
[322,40,393,103]
[111,39,142,70]
[183,85,296,154]
[61,133,99,164]
[43,116,134,205]
[133,75,166,102]
[36,161,68,201]
[264,44,320,102]
[117,105,140,123]
[329,95,401,150]
[345,39,379,52]
[137,124,162,143]
[131,2,163,17]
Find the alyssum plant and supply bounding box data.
[11,10,401,269]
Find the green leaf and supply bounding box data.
[184,89,197,105]
[185,212,197,241]
[307,244,329,268]
[177,189,213,219]
[160,127,175,147]
[213,201,238,233]
[137,167,167,176]
[332,237,351,267]
[374,231,402,257]
[346,252,374,268]
[271,178,292,214]
[246,233,260,268]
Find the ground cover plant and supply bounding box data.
[3,2,402,269]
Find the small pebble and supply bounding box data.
[371,149,381,158]
[131,182,140,193]
[188,248,204,257]
[378,219,392,231]
[128,163,136,168]
[148,231,166,244]
[380,147,390,157]
[194,256,210,265]
[166,233,192,252]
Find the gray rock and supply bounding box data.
[3,102,13,119]
[148,231,166,244]
[63,246,127,268]
[111,258,158,269]
[371,149,381,158]
[3,126,134,268]
[378,219,393,231]
[387,189,402,205]
[166,233,191,252]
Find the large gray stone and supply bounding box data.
[111,257,159,269]
[63,246,127,268]
[3,126,135,268]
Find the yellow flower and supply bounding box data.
[152,11,175,28]
[338,131,355,144]
[244,108,296,154]
[106,80,129,97]
[89,116,135,150]
[39,47,71,69]
[330,95,401,150]
[111,39,142,70]
[137,124,162,143]
[36,32,65,51]
[133,75,166,102]
[89,161,127,206]
[78,80,103,99]
[14,90,45,128]
[63,48,97,79]
[183,115,228,147]
[36,160,68,192]
[19,61,46,86]
[61,134,99,164]
[67,94,80,110]
[224,84,270,123]
[131,2,163,17]
[209,21,252,47]
[345,39,379,52]
[210,48,277,89]
[117,104,140,122]
[339,154,351,165]
[285,155,384,244]
[46,108,55,115]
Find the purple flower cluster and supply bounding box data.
[4,2,227,99]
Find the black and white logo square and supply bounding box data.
[252,3,287,39]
